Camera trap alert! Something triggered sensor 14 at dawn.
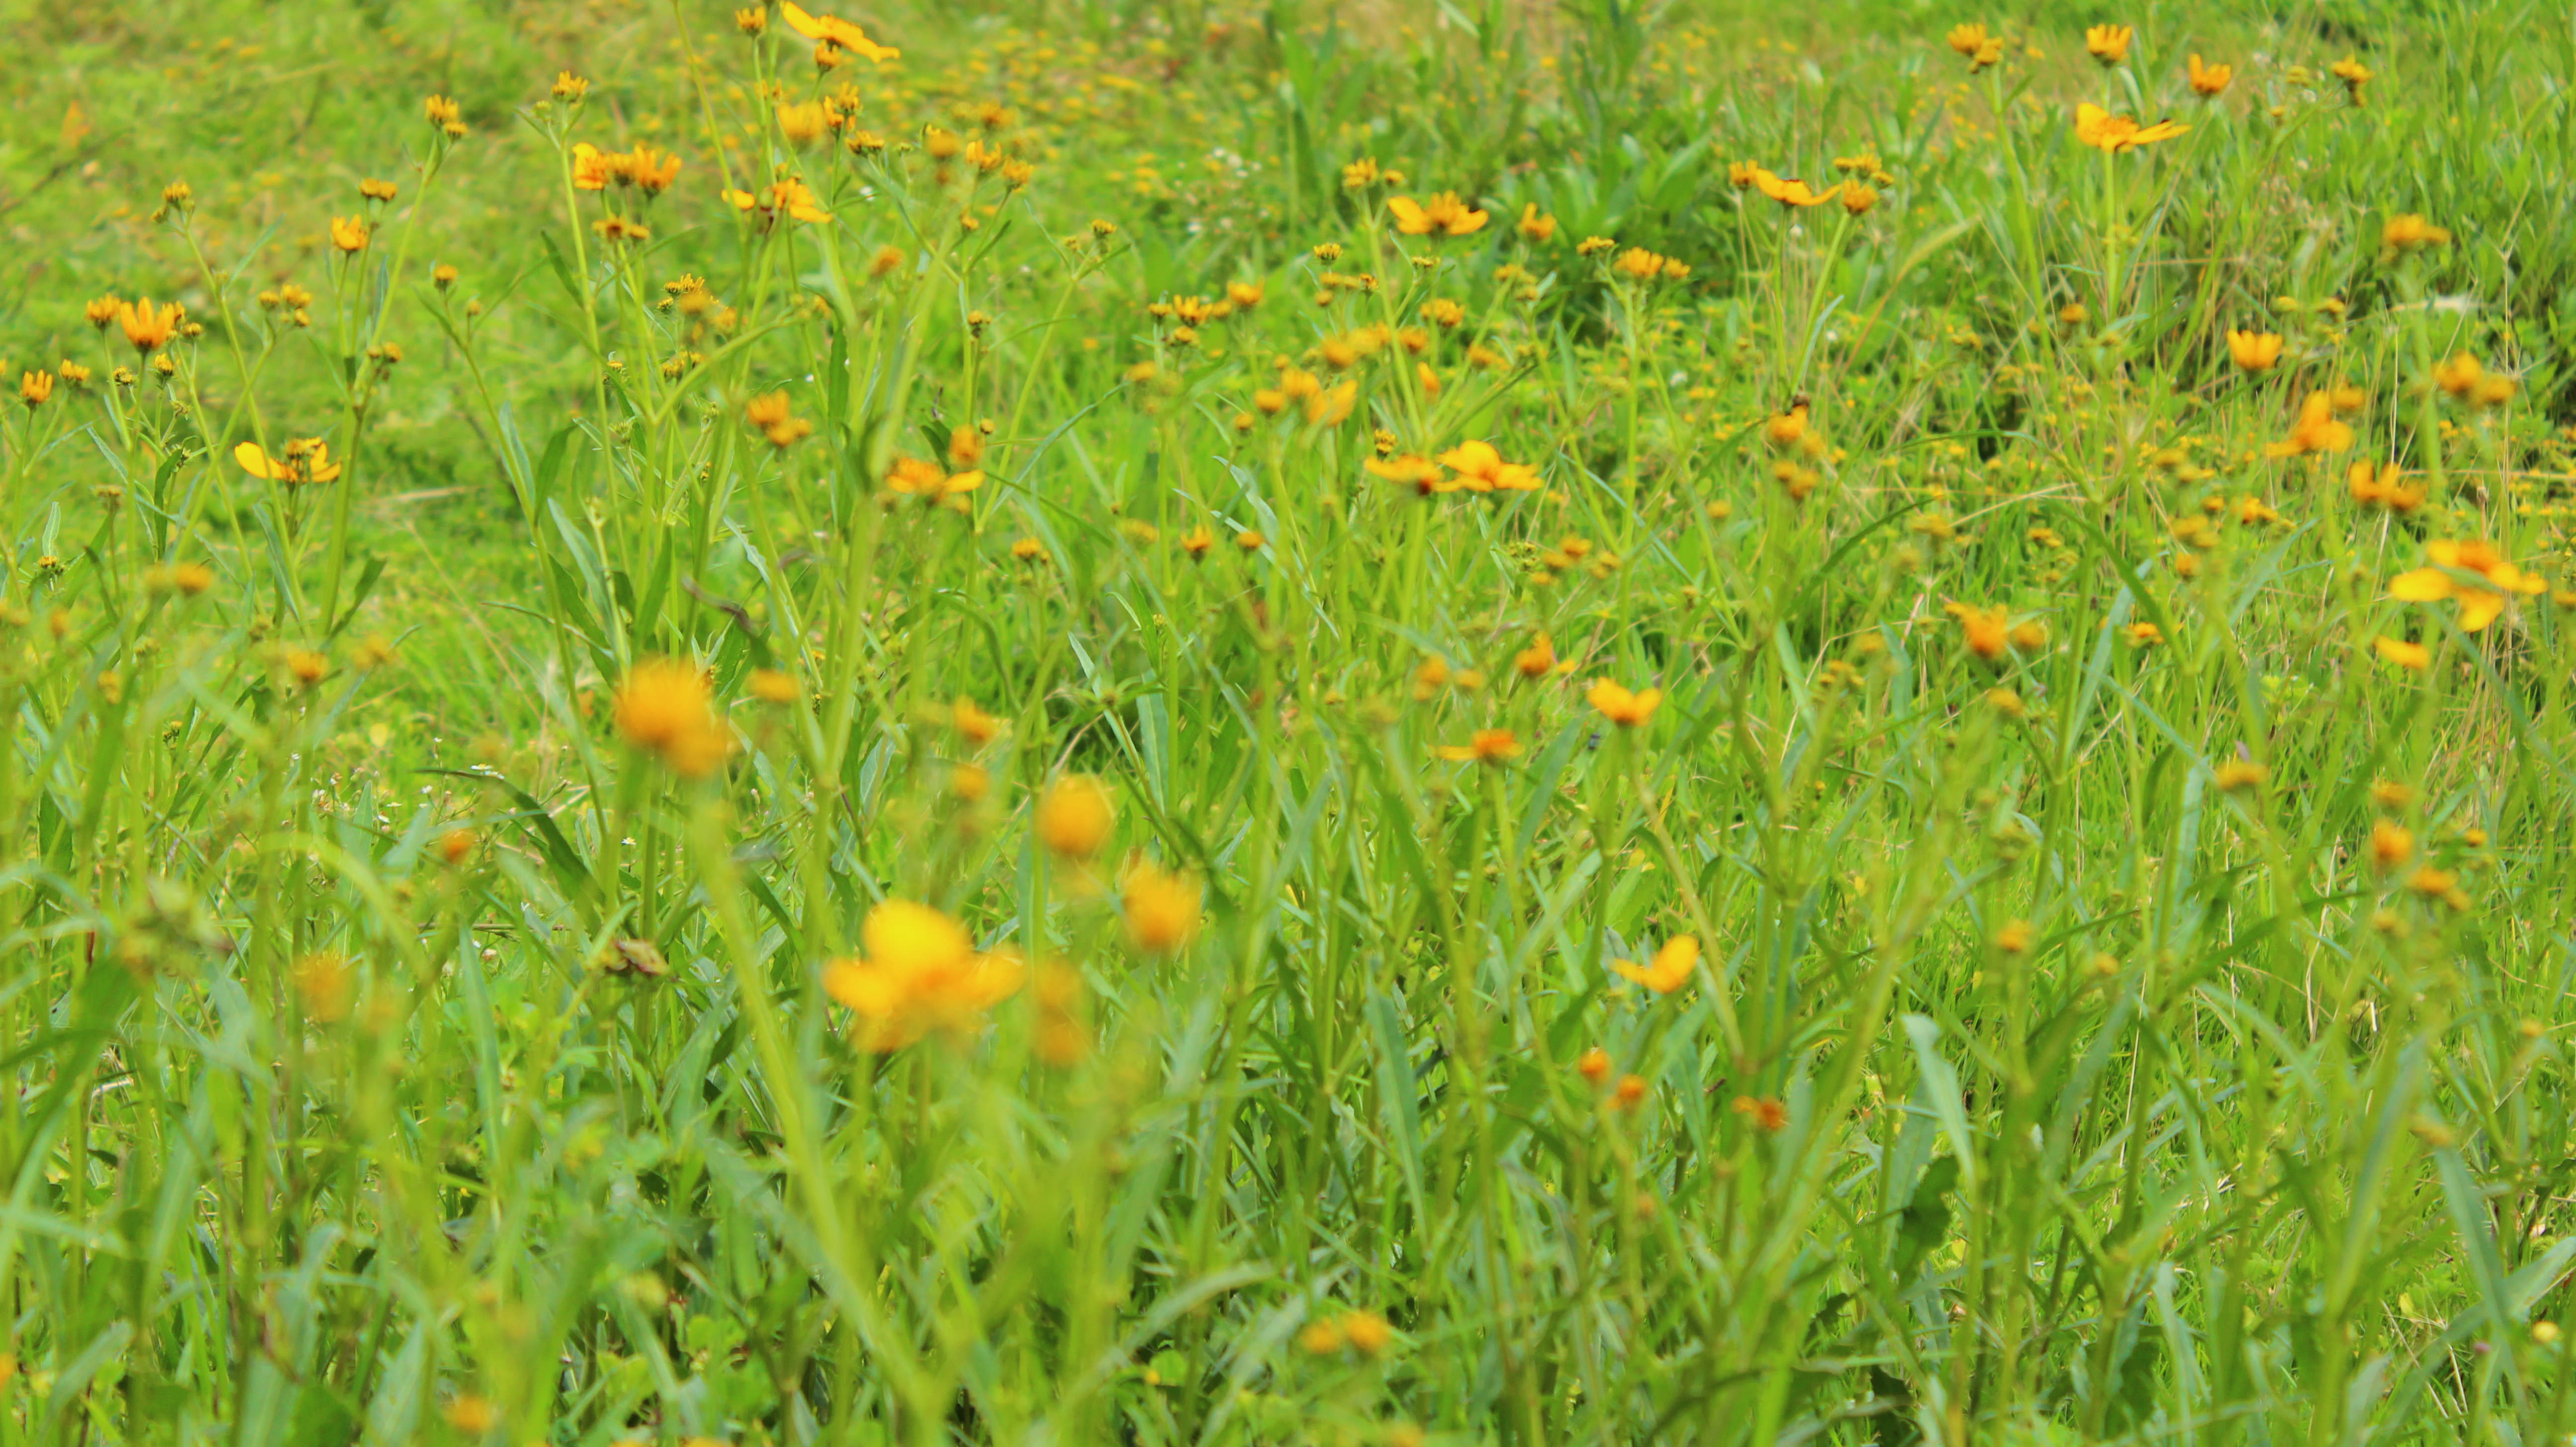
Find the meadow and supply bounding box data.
[3,0,2576,1441]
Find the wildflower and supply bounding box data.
[2124,621,2164,648]
[234,439,344,484]
[823,901,1022,1051]
[444,1397,497,1434]
[1226,280,1264,310]
[1586,680,1662,727]
[1387,192,1489,238]
[614,659,728,777]
[1744,167,1843,208]
[116,298,180,353]
[2330,56,2373,105]
[951,697,1002,745]
[551,70,590,102]
[2074,103,2186,153]
[735,6,767,34]
[2381,213,2452,257]
[2215,758,2268,791]
[1732,1095,1789,1132]
[724,177,831,225]
[2433,352,2485,398]
[1434,729,1522,764]
[1120,861,1202,955]
[1436,440,1539,492]
[2370,820,2415,871]
[2374,636,2431,670]
[1613,1074,1649,1109]
[780,1,899,62]
[1305,380,1357,426]
[18,370,53,408]
[745,392,815,449]
[2084,24,2132,64]
[1340,1312,1393,1356]
[747,668,801,703]
[424,94,468,137]
[2263,391,2355,458]
[2348,461,2424,512]
[1516,204,1556,242]
[1993,919,2033,954]
[1037,775,1115,858]
[292,951,353,1023]
[84,295,120,330]
[1945,602,2010,660]
[1577,1047,1611,1083]
[1514,634,1557,678]
[1611,935,1697,993]
[329,216,370,253]
[357,177,397,203]
[1763,405,1809,448]
[2227,329,2283,373]
[2388,539,2545,632]
[1841,183,1880,216]
[1299,1319,1346,1355]
[1945,23,2006,70]
[2187,53,2233,95]
[777,100,830,144]
[1365,453,1454,496]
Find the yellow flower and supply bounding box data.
[724,177,832,225]
[329,216,370,253]
[1366,453,1456,496]
[2226,329,2283,373]
[747,668,801,703]
[1586,679,1663,727]
[116,298,180,353]
[1610,935,1699,994]
[2329,56,2373,104]
[776,100,830,145]
[951,697,1002,745]
[780,1,899,62]
[613,657,728,777]
[2388,540,2546,633]
[1120,861,1202,955]
[2382,214,2452,256]
[1037,775,1115,858]
[2084,24,2132,64]
[2074,103,2187,153]
[1743,166,1843,208]
[2373,636,2431,671]
[571,142,615,190]
[886,455,982,497]
[18,370,54,408]
[2187,53,2233,95]
[823,901,1021,1051]
[234,438,344,484]
[2346,461,2424,513]
[1944,602,2011,660]
[1513,634,1557,678]
[2370,819,2415,871]
[1386,192,1489,237]
[1434,728,1522,764]
[1515,204,1556,243]
[1435,440,1540,493]
[2262,391,2355,458]
[1945,22,2006,69]
[1841,183,1880,216]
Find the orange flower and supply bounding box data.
[613,657,729,777]
[724,177,832,225]
[886,455,983,497]
[823,901,1021,1051]
[1120,860,1202,955]
[2346,461,2424,513]
[1744,166,1843,208]
[116,298,181,353]
[1435,440,1540,493]
[329,216,370,252]
[2388,540,2545,633]
[1434,729,1522,764]
[2187,53,2233,95]
[2074,103,2187,153]
[2226,329,2283,373]
[780,1,899,62]
[2262,391,2356,458]
[2084,24,2132,64]
[1944,602,2011,660]
[1515,204,1557,243]
[234,438,344,484]
[1386,192,1489,238]
[2329,56,2372,104]
[1586,680,1663,727]
[1365,453,1456,496]
[1610,935,1699,994]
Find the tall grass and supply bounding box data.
[2,0,2576,1443]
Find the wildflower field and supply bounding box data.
[12,0,2576,1441]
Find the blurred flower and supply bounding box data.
[2074,103,2186,153]
[824,901,1022,1050]
[1387,192,1488,237]
[1611,935,1697,993]
[2389,540,2544,632]
[614,657,728,777]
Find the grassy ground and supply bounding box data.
[5,0,2576,1442]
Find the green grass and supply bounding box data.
[4,0,2576,1443]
